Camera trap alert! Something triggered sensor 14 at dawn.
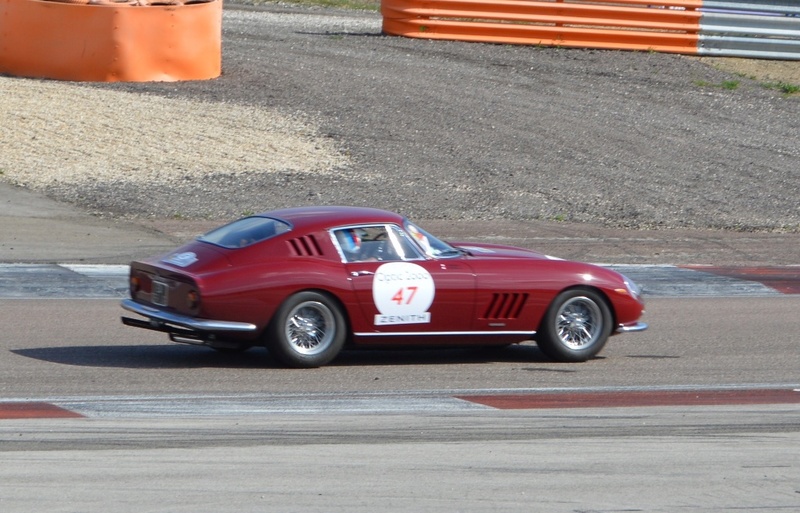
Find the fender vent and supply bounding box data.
[287,235,323,257]
[482,293,528,320]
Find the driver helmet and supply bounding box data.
[339,229,362,253]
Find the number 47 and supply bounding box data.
[391,286,418,305]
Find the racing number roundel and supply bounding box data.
[372,262,435,326]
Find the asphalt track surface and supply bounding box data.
[1,289,799,511]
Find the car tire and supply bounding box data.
[536,288,612,362]
[266,291,347,368]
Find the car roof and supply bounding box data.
[260,206,406,232]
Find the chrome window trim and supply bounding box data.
[328,223,425,263]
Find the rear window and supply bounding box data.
[198,216,291,248]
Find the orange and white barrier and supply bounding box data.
[0,0,222,82]
[382,0,800,60]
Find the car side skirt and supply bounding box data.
[354,330,534,337]
[351,330,535,347]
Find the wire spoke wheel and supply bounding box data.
[555,296,603,350]
[285,301,335,356]
[537,288,612,362]
[268,291,347,368]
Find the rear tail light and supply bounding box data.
[186,290,200,310]
[130,275,141,296]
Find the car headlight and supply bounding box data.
[620,274,643,301]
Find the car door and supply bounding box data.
[334,224,477,336]
[346,258,477,335]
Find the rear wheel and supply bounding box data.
[266,291,346,368]
[537,288,612,362]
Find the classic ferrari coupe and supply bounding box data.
[121,206,647,367]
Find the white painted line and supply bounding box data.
[60,264,129,277]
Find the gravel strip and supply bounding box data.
[1,77,348,189]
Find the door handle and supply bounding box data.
[350,270,375,277]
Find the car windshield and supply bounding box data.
[405,221,461,258]
[198,216,291,248]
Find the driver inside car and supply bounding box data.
[336,228,369,262]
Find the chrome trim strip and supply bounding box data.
[121,299,258,333]
[616,322,648,334]
[354,330,534,337]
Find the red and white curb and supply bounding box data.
[3,386,799,419]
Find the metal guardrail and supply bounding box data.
[381,0,800,60]
[699,2,800,59]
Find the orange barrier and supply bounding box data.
[382,0,702,54]
[0,0,221,82]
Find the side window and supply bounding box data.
[199,217,291,249]
[334,228,365,262]
[387,225,423,260]
[332,225,422,262]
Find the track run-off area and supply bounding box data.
[0,264,800,419]
[2,275,799,512]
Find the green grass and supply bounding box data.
[695,77,800,98]
[762,81,800,96]
[694,79,739,90]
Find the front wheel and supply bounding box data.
[266,291,347,368]
[536,288,612,362]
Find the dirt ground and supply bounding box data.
[696,57,800,86]
[2,5,798,238]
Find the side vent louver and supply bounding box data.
[483,293,528,320]
[287,235,323,257]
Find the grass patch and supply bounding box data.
[762,81,800,96]
[694,79,739,90]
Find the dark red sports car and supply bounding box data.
[121,206,646,367]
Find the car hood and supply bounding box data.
[451,242,555,260]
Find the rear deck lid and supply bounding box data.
[156,240,233,275]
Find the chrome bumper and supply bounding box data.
[616,322,648,334]
[121,299,258,333]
